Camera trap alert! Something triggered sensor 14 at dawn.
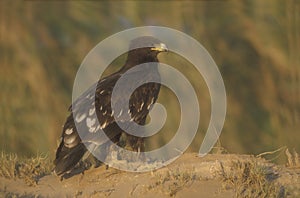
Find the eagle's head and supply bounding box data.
[126,36,168,66]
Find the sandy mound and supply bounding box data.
[1,153,299,197]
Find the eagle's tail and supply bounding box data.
[53,142,87,177]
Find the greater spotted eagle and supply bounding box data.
[54,36,168,177]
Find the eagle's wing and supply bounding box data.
[68,73,121,146]
[54,70,159,176]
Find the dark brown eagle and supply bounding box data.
[54,36,168,177]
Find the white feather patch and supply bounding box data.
[89,108,95,116]
[65,128,73,135]
[138,102,144,112]
[86,117,96,128]
[89,126,96,133]
[103,110,107,115]
[101,121,108,129]
[147,104,152,110]
[117,109,123,117]
[86,94,94,99]
[127,109,132,118]
[75,113,86,123]
[150,97,155,104]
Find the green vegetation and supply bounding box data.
[0,1,299,161]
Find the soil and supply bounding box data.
[0,153,299,198]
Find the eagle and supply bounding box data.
[54,36,168,177]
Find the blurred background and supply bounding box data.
[0,1,299,163]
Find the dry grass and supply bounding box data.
[0,151,53,186]
[148,168,200,197]
[218,158,284,198]
[285,148,300,168]
[0,152,299,197]
[284,149,300,197]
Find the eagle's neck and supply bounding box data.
[121,54,159,72]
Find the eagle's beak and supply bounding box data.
[151,43,168,52]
